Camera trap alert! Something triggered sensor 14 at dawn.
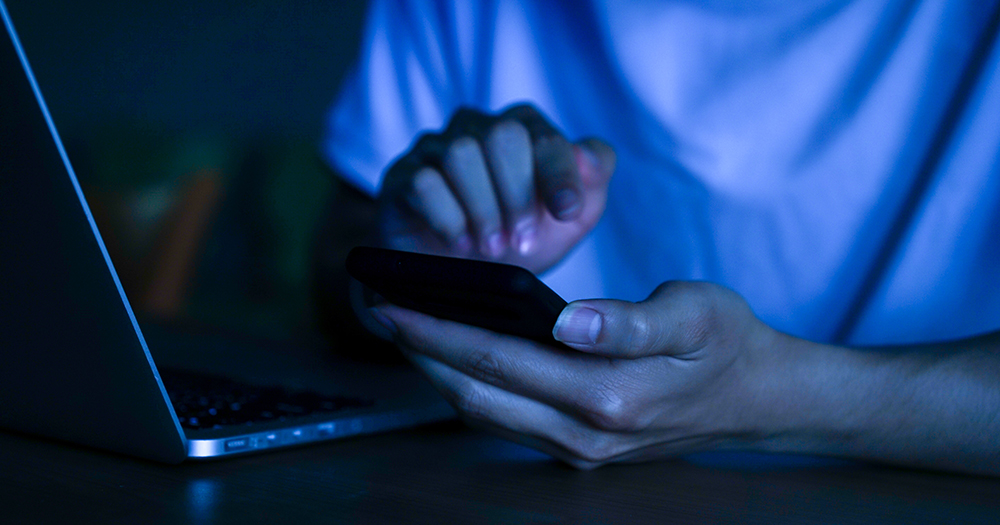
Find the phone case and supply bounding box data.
[346,246,567,346]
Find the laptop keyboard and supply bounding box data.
[160,368,375,430]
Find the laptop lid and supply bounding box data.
[0,1,189,463]
[0,2,454,462]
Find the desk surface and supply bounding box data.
[2,423,999,524]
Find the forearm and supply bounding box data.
[752,330,1000,475]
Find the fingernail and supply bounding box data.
[368,307,398,336]
[514,220,536,256]
[553,305,601,346]
[551,189,580,220]
[481,232,505,258]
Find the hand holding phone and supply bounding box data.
[346,246,567,347]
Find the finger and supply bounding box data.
[483,120,537,254]
[550,140,614,235]
[442,136,506,258]
[376,303,653,433]
[380,142,471,253]
[534,133,582,221]
[402,349,630,467]
[378,202,438,253]
[380,131,448,203]
[405,167,471,249]
[501,105,583,221]
[552,282,719,359]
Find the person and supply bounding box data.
[315,0,1000,474]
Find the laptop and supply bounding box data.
[0,1,453,463]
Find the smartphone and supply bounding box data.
[346,246,567,347]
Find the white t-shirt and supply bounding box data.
[322,0,1000,345]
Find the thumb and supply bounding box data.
[552,282,710,358]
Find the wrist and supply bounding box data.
[741,331,883,456]
[737,331,1000,475]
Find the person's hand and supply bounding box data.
[369,281,780,469]
[377,104,616,275]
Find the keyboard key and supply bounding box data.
[160,368,374,431]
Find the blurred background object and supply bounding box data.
[6,0,369,338]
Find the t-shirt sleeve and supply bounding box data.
[321,0,495,196]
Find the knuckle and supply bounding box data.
[490,118,523,135]
[678,287,717,350]
[502,103,540,119]
[625,307,655,357]
[501,103,561,145]
[651,281,717,350]
[446,107,489,138]
[533,133,569,155]
[464,347,509,386]
[451,379,492,421]
[578,381,643,433]
[487,120,530,149]
[533,136,575,185]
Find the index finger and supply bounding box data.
[501,105,583,221]
[374,303,637,429]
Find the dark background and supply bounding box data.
[8,0,367,137]
[6,0,370,338]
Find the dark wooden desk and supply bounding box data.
[2,422,998,524]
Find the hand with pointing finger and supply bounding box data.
[377,104,616,275]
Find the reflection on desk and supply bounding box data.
[2,422,998,524]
